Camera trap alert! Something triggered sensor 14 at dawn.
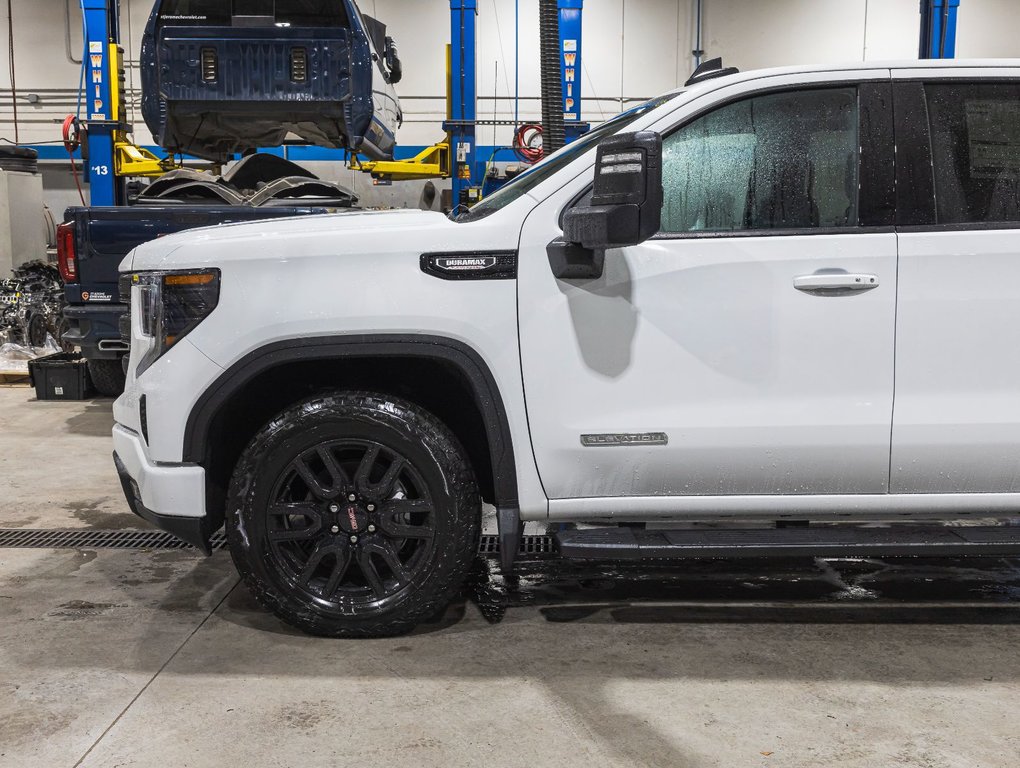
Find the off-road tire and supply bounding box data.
[226,391,481,637]
[88,357,126,397]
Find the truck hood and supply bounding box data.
[123,209,462,271]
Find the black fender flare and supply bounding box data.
[183,334,520,510]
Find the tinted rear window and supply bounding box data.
[157,0,350,27]
[926,82,1020,224]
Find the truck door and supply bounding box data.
[517,79,899,507]
[891,72,1020,493]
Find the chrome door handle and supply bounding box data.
[793,273,879,295]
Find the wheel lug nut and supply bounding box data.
[367,504,376,512]
[368,524,376,533]
[329,504,339,513]
[348,494,357,502]
[350,535,359,544]
[330,525,340,534]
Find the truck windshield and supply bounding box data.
[454,93,679,223]
[156,0,350,27]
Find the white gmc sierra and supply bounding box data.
[113,60,1020,636]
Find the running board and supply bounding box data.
[555,526,1020,560]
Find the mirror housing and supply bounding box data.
[562,130,663,252]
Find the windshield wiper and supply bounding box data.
[449,204,494,223]
[447,203,470,221]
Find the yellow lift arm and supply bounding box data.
[349,45,454,182]
[349,139,451,181]
[109,44,183,179]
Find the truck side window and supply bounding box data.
[926,83,1020,225]
[660,87,859,233]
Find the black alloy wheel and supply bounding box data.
[267,439,436,611]
[227,391,480,637]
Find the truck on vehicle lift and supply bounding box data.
[113,60,1020,637]
[140,0,402,162]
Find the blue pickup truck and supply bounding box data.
[58,204,335,395]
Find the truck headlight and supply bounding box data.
[123,270,220,374]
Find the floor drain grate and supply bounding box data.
[0,529,557,556]
[0,529,227,551]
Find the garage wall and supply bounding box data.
[954,0,1020,58]
[1,0,1018,207]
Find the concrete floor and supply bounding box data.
[2,385,1020,768]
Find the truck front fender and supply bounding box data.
[183,333,520,515]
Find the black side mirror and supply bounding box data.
[564,131,662,251]
[551,131,662,279]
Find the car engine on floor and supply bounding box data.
[0,262,68,350]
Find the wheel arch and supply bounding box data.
[184,334,520,532]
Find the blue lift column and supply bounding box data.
[448,0,480,209]
[919,0,961,59]
[558,0,589,142]
[80,0,123,206]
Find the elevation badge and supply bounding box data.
[580,432,669,447]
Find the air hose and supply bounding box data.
[512,123,544,164]
[62,115,86,205]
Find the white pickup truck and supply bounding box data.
[113,59,1020,637]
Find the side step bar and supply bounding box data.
[556,526,1020,560]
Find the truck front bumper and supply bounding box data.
[112,424,213,554]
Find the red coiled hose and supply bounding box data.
[62,115,85,205]
[513,123,544,164]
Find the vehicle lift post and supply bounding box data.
[919,0,961,59]
[447,0,479,209]
[80,0,123,206]
[559,0,587,143]
[446,0,586,208]
[77,0,185,206]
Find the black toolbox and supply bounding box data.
[28,352,92,400]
